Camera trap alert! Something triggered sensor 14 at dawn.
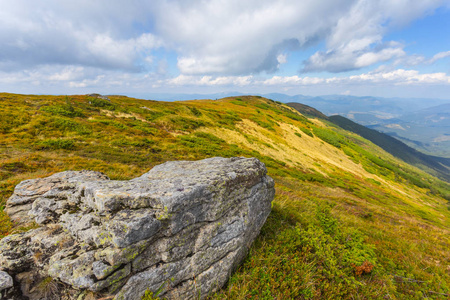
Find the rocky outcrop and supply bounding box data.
[0,157,274,300]
[87,93,110,101]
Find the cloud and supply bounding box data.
[0,1,162,72]
[302,42,405,73]
[263,76,324,85]
[158,69,450,87]
[152,0,446,75]
[346,69,450,85]
[301,0,446,72]
[0,63,448,100]
[0,0,448,85]
[153,0,357,75]
[429,51,450,63]
[165,75,254,86]
[392,50,450,67]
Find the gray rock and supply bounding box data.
[0,157,274,299]
[6,170,109,224]
[87,93,110,101]
[0,271,13,291]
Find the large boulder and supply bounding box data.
[0,157,274,300]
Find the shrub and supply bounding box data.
[300,127,314,137]
[171,117,206,131]
[89,97,115,110]
[285,112,307,122]
[250,116,276,131]
[254,103,270,110]
[35,139,75,150]
[179,132,224,155]
[49,117,92,135]
[41,104,84,118]
[313,127,346,148]
[188,106,202,116]
[216,111,242,127]
[230,100,247,106]
[0,112,30,133]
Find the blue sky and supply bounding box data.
[0,0,449,99]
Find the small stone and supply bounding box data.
[0,270,13,291]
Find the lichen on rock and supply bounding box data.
[0,157,274,300]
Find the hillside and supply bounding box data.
[286,102,450,182]
[263,93,450,158]
[328,115,450,181]
[1,93,450,299]
[285,102,329,119]
[147,93,450,157]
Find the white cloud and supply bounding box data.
[302,0,446,72]
[346,69,450,84]
[0,1,162,72]
[303,42,406,73]
[263,76,325,85]
[152,0,447,75]
[429,51,450,63]
[165,75,254,86]
[47,66,85,81]
[0,0,448,96]
[69,75,105,88]
[394,50,450,66]
[153,0,357,75]
[0,62,448,99]
[158,69,450,88]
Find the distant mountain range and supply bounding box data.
[267,94,450,158]
[287,102,450,181]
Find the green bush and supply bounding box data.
[111,138,155,148]
[313,127,346,148]
[188,106,202,117]
[285,112,308,122]
[171,117,206,131]
[49,117,92,135]
[230,100,247,106]
[254,103,270,110]
[250,116,276,131]
[0,112,30,133]
[35,139,75,150]
[179,132,224,155]
[300,127,314,137]
[41,104,84,118]
[89,97,115,110]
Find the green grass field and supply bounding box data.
[1,93,449,299]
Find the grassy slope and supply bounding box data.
[328,115,450,182]
[1,93,449,299]
[287,102,450,182]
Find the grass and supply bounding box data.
[0,93,449,299]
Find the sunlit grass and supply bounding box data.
[0,93,449,298]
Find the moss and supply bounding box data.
[156,206,171,220]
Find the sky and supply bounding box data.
[1,0,450,99]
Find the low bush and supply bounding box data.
[300,127,314,137]
[41,103,85,118]
[35,139,75,150]
[88,97,115,110]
